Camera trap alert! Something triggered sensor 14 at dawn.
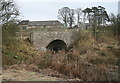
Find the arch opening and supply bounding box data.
[46,40,67,52]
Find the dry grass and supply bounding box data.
[3,29,119,81]
[2,39,41,65]
[29,30,118,81]
[26,49,118,81]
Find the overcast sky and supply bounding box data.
[15,0,120,21]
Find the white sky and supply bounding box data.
[15,0,120,21]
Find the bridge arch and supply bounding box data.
[46,39,67,52]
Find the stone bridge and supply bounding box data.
[30,28,80,52]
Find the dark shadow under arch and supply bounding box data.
[46,39,67,52]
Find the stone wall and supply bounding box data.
[30,28,80,51]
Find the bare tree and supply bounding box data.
[58,7,70,27]
[75,8,82,27]
[1,0,20,45]
[68,9,75,27]
[82,9,87,23]
[0,0,19,25]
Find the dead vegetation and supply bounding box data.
[22,30,119,81]
[2,28,119,81]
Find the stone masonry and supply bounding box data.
[30,28,80,51]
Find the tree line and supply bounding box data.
[58,6,120,36]
[58,6,109,27]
